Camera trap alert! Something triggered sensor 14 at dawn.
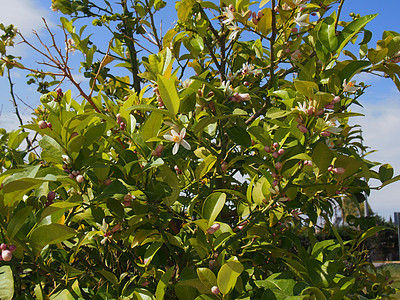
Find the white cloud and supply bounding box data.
[0,111,31,132]
[0,1,53,36]
[351,91,400,220]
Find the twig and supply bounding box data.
[335,0,345,34]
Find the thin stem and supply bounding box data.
[335,0,345,34]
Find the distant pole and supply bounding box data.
[394,212,400,260]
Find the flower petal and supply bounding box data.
[163,134,174,141]
[171,129,179,137]
[180,127,186,138]
[172,143,180,155]
[181,139,191,150]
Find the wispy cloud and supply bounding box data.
[352,91,400,220]
[0,1,54,36]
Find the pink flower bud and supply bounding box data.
[47,191,56,201]
[278,149,285,156]
[271,172,277,178]
[325,103,334,110]
[257,11,264,19]
[252,17,259,25]
[0,244,6,250]
[116,113,122,124]
[208,91,215,97]
[315,109,325,116]
[1,250,12,261]
[211,286,220,295]
[332,96,341,104]
[221,162,228,173]
[209,259,216,269]
[142,281,150,287]
[296,117,303,123]
[56,87,63,98]
[273,142,279,148]
[272,180,279,186]
[274,6,280,13]
[327,165,333,172]
[297,124,308,133]
[264,146,271,153]
[174,165,182,175]
[8,245,16,252]
[244,81,250,86]
[47,122,52,129]
[68,173,74,179]
[111,224,122,232]
[275,162,282,170]
[321,131,331,137]
[38,120,48,129]
[207,223,221,234]
[123,199,131,207]
[291,27,298,33]
[103,178,112,186]
[76,175,84,183]
[272,152,279,158]
[307,107,315,115]
[333,167,345,174]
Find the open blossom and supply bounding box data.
[221,80,233,96]
[291,50,302,61]
[294,13,308,27]
[163,128,191,155]
[222,6,235,25]
[241,62,261,76]
[65,38,76,53]
[343,79,360,93]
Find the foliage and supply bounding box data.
[0,0,400,298]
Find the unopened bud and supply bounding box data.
[76,175,84,183]
[211,286,220,295]
[275,162,282,170]
[333,167,345,174]
[321,131,331,137]
[278,149,285,156]
[272,152,279,158]
[207,223,221,234]
[264,146,271,153]
[38,120,48,129]
[1,250,12,261]
[332,96,341,104]
[47,191,56,201]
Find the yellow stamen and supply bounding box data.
[173,136,181,143]
[348,82,354,87]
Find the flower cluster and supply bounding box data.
[0,243,16,262]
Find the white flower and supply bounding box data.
[227,24,241,40]
[294,13,308,27]
[295,101,308,114]
[222,7,235,25]
[325,117,342,134]
[182,79,193,89]
[241,62,261,76]
[62,155,72,164]
[163,128,191,155]
[65,38,76,53]
[221,80,233,96]
[291,50,302,61]
[342,79,360,93]
[282,3,290,10]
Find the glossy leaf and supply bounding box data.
[202,192,226,227]
[217,260,244,295]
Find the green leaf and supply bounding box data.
[356,226,388,248]
[141,111,163,142]
[0,266,14,300]
[156,74,180,115]
[1,178,49,207]
[98,270,119,288]
[368,48,388,64]
[178,0,195,22]
[259,0,270,8]
[337,14,378,55]
[49,280,82,300]
[339,60,371,82]
[226,126,251,148]
[257,8,272,36]
[379,164,394,183]
[7,206,32,240]
[144,242,163,266]
[156,268,175,300]
[217,260,244,295]
[197,268,217,290]
[312,142,333,173]
[317,12,338,52]
[202,192,226,227]
[195,154,217,180]
[252,177,270,205]
[8,130,29,149]
[30,224,76,250]
[39,136,65,163]
[294,80,319,98]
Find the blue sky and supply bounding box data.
[0,0,400,220]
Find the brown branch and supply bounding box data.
[89,39,114,99]
[335,0,345,34]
